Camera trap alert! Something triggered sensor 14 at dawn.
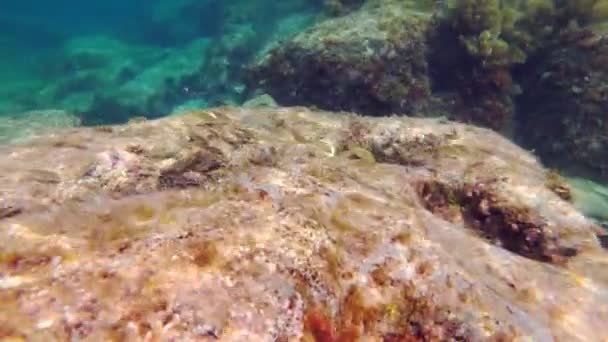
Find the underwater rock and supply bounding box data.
[516,34,608,181]
[38,35,163,105]
[145,0,225,45]
[247,0,435,116]
[0,106,606,340]
[248,0,608,141]
[1,1,321,124]
[247,0,526,130]
[63,37,212,125]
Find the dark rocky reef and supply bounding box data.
[434,0,608,134]
[246,0,527,131]
[516,33,608,180]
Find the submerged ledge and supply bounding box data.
[0,106,607,341]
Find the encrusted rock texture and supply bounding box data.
[247,0,608,182]
[247,0,436,116]
[516,34,608,180]
[0,106,607,341]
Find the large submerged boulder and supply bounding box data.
[247,0,436,116]
[516,34,608,180]
[0,106,607,340]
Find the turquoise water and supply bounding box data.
[0,0,321,124]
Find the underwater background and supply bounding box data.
[2,0,608,223]
[0,0,322,125]
[3,2,608,339]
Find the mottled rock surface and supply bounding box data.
[516,35,608,180]
[0,107,607,341]
[248,0,436,116]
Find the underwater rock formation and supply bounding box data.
[247,0,435,116]
[144,0,225,45]
[247,0,567,131]
[248,0,530,128]
[0,106,607,340]
[516,34,608,181]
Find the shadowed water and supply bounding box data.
[0,0,321,123]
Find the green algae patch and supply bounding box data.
[444,0,608,68]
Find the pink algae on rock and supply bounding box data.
[0,106,607,341]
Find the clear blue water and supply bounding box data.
[0,0,321,124]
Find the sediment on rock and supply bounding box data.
[0,107,606,340]
[416,180,578,264]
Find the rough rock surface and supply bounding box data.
[0,107,607,341]
[516,34,608,180]
[247,0,436,116]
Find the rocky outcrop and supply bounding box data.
[247,0,436,117]
[0,106,606,340]
[1,1,321,124]
[516,34,608,180]
[246,0,608,184]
